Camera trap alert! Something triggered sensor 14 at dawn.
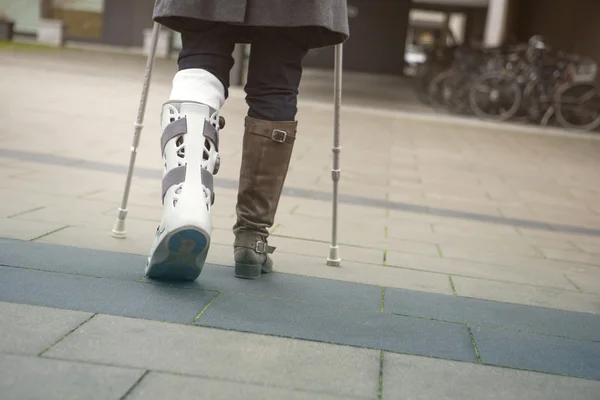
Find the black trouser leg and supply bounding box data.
[177,23,237,98]
[244,28,309,122]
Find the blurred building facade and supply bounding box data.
[2,0,599,75]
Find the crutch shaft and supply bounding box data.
[112,23,161,238]
[327,43,343,267]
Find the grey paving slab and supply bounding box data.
[472,326,600,380]
[382,352,600,400]
[0,353,144,400]
[0,238,143,281]
[0,301,92,355]
[45,314,380,398]
[384,287,600,341]
[128,372,364,400]
[196,292,477,362]
[178,263,383,311]
[3,147,600,237]
[0,239,382,311]
[0,266,216,324]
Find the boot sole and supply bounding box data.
[146,227,210,281]
[234,263,262,280]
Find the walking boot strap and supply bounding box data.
[244,117,297,144]
[235,237,276,255]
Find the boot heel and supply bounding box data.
[234,263,262,279]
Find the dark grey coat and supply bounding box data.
[153,0,349,49]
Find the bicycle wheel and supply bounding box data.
[468,71,522,121]
[554,82,600,132]
[428,69,455,112]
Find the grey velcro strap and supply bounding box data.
[161,165,214,203]
[161,118,187,153]
[161,117,220,153]
[203,119,219,151]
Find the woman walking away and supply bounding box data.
[145,1,349,281]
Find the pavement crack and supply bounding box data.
[380,287,386,313]
[119,370,150,400]
[38,313,97,357]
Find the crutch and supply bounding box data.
[327,43,343,267]
[112,22,160,238]
[112,24,344,267]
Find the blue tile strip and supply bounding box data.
[0,238,599,380]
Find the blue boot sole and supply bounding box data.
[146,227,209,281]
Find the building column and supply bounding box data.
[484,0,509,47]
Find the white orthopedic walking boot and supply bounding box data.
[145,69,224,281]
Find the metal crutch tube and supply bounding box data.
[112,22,161,238]
[327,43,343,267]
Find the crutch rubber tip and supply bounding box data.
[111,219,127,239]
[327,246,341,267]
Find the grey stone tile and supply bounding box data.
[382,352,600,400]
[0,301,92,355]
[384,287,600,341]
[0,239,382,311]
[0,353,143,400]
[0,238,144,281]
[45,314,380,398]
[168,264,383,312]
[451,276,600,315]
[196,292,477,362]
[0,266,216,324]
[472,326,600,380]
[128,372,364,400]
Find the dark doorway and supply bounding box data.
[303,0,411,75]
[102,0,154,47]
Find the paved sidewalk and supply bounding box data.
[1,45,600,399]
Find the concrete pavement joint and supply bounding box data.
[40,352,371,399]
[270,224,281,235]
[191,292,221,324]
[449,276,458,296]
[436,244,444,258]
[380,287,386,313]
[377,350,384,400]
[7,206,45,219]
[3,240,590,299]
[119,370,150,400]
[532,245,547,259]
[2,148,600,237]
[467,325,483,364]
[28,225,70,242]
[563,275,584,293]
[37,313,97,357]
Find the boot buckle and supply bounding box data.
[255,241,268,254]
[255,241,275,254]
[271,129,287,143]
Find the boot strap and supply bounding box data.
[244,117,296,145]
[236,239,276,254]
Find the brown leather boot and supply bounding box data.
[233,116,297,279]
